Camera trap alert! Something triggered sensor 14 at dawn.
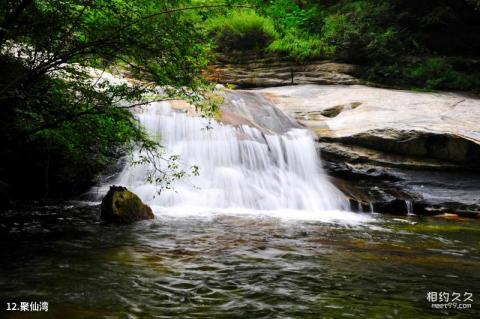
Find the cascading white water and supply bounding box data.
[110,94,369,223]
[405,200,414,215]
[369,202,375,214]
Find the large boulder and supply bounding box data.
[260,84,480,170]
[101,186,154,223]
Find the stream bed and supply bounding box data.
[1,203,479,318]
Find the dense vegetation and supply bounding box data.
[0,0,213,201]
[205,0,480,91]
[1,0,479,203]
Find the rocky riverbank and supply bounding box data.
[202,52,480,217]
[255,85,480,216]
[205,54,361,88]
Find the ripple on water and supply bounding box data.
[1,204,480,318]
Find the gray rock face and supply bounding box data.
[220,90,301,134]
[256,84,480,215]
[259,85,480,169]
[205,55,361,87]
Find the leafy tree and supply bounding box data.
[0,0,218,199]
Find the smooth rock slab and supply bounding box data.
[255,84,480,214]
[260,84,480,169]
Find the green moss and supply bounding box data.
[101,187,154,223]
[112,191,143,216]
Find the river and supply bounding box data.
[1,203,479,318]
[1,90,479,318]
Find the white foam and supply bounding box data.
[151,205,373,225]
[108,97,369,225]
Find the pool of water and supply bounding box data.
[1,203,479,318]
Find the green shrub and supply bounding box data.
[263,0,323,34]
[264,1,402,62]
[262,0,330,59]
[320,13,359,59]
[205,10,278,52]
[268,31,335,60]
[404,58,480,91]
[365,58,480,92]
[320,2,402,62]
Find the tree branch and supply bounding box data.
[0,0,34,45]
[22,99,178,137]
[110,4,254,35]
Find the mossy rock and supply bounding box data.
[101,186,154,224]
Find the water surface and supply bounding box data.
[1,204,479,318]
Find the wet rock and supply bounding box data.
[319,142,463,171]
[414,201,480,218]
[100,186,154,224]
[372,199,415,215]
[322,146,480,216]
[214,84,480,216]
[431,213,478,221]
[219,90,301,134]
[327,160,480,216]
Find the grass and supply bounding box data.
[204,10,278,52]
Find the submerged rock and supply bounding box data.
[100,186,154,223]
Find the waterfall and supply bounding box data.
[405,200,414,215]
[107,92,367,222]
[369,202,375,214]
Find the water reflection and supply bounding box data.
[1,203,479,318]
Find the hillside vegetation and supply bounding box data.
[204,0,480,91]
[1,0,478,202]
